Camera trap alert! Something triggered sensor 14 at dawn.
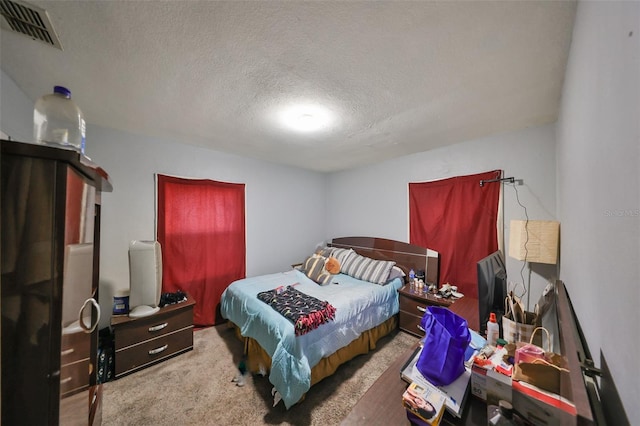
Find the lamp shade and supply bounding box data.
[509,220,559,264]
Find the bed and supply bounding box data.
[220,236,439,408]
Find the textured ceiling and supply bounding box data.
[0,1,576,172]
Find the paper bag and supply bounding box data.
[502,292,538,345]
[512,327,570,395]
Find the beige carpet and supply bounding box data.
[102,323,417,426]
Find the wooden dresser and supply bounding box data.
[111,295,195,378]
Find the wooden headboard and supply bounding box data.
[329,236,440,285]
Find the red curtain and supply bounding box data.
[409,170,501,299]
[157,174,246,326]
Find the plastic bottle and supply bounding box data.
[487,400,516,425]
[486,312,499,347]
[409,269,415,286]
[34,86,86,153]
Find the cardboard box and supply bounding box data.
[470,362,512,405]
[512,380,577,426]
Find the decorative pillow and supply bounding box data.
[385,265,406,284]
[324,256,340,274]
[315,246,334,258]
[330,248,356,265]
[340,252,396,285]
[302,255,333,285]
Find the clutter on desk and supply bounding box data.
[408,278,465,300]
[402,283,577,425]
[467,323,575,425]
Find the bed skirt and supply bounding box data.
[228,315,398,396]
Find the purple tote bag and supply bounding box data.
[416,306,471,386]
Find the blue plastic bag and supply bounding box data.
[416,306,471,386]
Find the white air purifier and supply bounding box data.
[128,240,163,318]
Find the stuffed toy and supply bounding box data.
[324,256,340,274]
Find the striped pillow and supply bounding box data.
[340,253,396,285]
[315,246,334,258]
[303,255,333,285]
[330,248,356,265]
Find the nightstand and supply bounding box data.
[111,295,195,378]
[398,285,452,337]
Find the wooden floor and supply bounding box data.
[341,296,485,425]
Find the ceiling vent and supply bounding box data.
[0,0,62,50]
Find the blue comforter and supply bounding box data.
[220,269,402,408]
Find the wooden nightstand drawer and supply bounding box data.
[115,327,193,377]
[61,331,91,364]
[115,308,193,350]
[60,359,90,396]
[398,307,425,337]
[399,294,430,316]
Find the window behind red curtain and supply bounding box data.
[409,170,501,299]
[157,174,245,326]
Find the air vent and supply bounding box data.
[0,0,62,50]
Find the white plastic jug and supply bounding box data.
[34,86,86,153]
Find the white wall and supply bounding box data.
[0,70,33,142]
[326,124,558,306]
[88,126,328,328]
[556,1,639,422]
[1,71,329,329]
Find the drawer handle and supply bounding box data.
[60,376,73,385]
[149,322,168,332]
[148,344,168,355]
[416,305,427,313]
[61,348,75,356]
[417,324,425,332]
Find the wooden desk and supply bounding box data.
[448,295,479,332]
[111,296,195,378]
[341,296,481,425]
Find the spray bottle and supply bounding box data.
[487,312,499,347]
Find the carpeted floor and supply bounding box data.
[102,323,417,426]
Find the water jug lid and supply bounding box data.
[53,86,71,98]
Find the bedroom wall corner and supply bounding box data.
[326,124,558,308]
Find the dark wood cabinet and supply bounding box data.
[1,139,111,425]
[398,285,452,337]
[398,285,480,336]
[111,295,195,378]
